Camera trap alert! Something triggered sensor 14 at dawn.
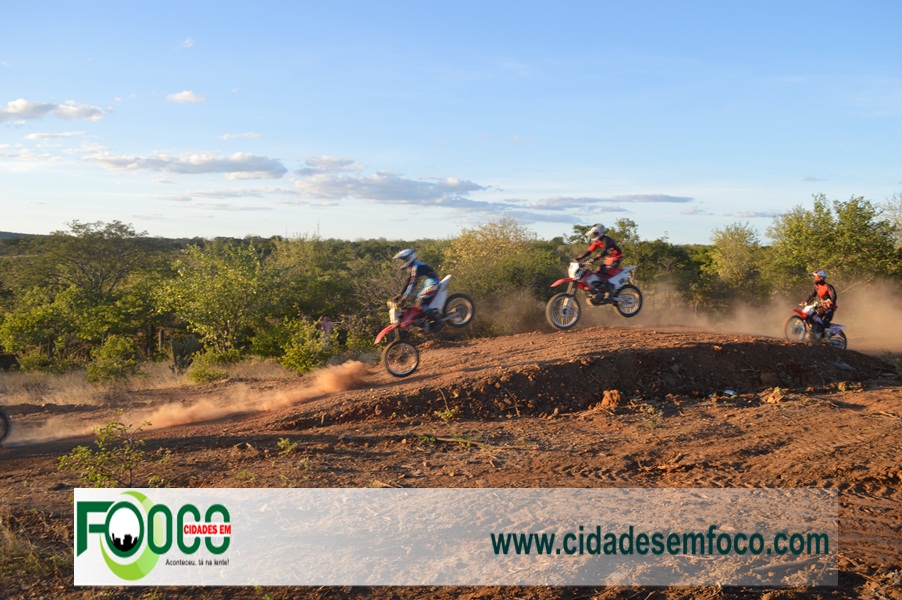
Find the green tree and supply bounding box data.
[269,235,356,318]
[885,192,902,248]
[28,220,156,296]
[442,217,558,300]
[0,221,169,368]
[767,194,901,291]
[707,222,762,288]
[158,242,276,353]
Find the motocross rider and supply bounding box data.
[392,248,441,326]
[576,223,624,295]
[803,269,837,337]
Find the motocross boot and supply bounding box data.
[593,280,614,303]
[424,308,440,331]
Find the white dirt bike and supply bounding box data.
[374,275,475,377]
[783,301,847,350]
[545,261,643,329]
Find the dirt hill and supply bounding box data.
[1,325,901,599]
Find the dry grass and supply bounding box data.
[0,370,104,406]
[0,501,72,588]
[0,358,298,409]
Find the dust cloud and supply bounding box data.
[5,361,374,446]
[140,360,375,428]
[577,280,902,355]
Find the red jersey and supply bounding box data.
[578,235,623,262]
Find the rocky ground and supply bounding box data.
[1,324,901,599]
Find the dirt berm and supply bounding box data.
[273,325,895,429]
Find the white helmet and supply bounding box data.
[393,248,417,269]
[585,223,608,242]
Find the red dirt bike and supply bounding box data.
[0,408,9,444]
[783,301,847,350]
[545,261,643,329]
[374,276,475,377]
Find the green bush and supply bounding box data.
[339,314,378,354]
[58,421,160,487]
[187,348,238,383]
[86,335,139,383]
[14,347,67,373]
[249,320,292,358]
[278,318,331,373]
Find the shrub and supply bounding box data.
[168,334,202,373]
[86,335,140,384]
[187,348,236,383]
[278,318,331,373]
[339,314,379,354]
[58,421,159,487]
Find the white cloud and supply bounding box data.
[289,156,700,226]
[25,131,85,140]
[0,145,61,162]
[196,203,273,212]
[85,150,287,179]
[735,210,779,218]
[220,132,263,140]
[158,187,300,203]
[295,156,364,176]
[294,170,485,204]
[528,194,694,211]
[0,98,105,122]
[167,90,207,103]
[612,194,694,203]
[180,38,194,48]
[681,206,712,216]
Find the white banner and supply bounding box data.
[74,488,837,587]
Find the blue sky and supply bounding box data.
[2,1,900,245]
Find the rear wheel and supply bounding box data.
[546,293,581,330]
[382,340,419,377]
[0,410,9,443]
[783,315,807,342]
[443,293,475,328]
[827,330,847,350]
[613,284,642,318]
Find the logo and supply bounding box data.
[76,490,231,581]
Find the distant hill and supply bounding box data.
[0,232,32,239]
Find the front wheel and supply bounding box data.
[613,284,642,318]
[827,330,847,350]
[0,410,9,443]
[783,315,807,343]
[382,340,420,377]
[443,293,475,328]
[546,293,581,330]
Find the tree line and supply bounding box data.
[0,194,899,381]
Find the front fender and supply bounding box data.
[374,325,397,344]
[550,277,575,288]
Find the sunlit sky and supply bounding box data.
[2,1,900,244]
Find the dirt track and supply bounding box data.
[1,324,901,599]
